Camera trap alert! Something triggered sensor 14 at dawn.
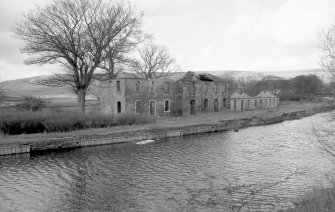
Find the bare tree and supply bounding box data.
[14,0,144,113]
[314,25,335,155]
[15,95,46,112]
[130,41,178,79]
[320,25,335,80]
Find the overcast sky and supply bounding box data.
[1,0,335,81]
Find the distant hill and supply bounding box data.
[0,69,329,98]
[0,75,76,98]
[198,69,328,81]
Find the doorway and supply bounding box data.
[190,100,195,115]
[117,101,121,114]
[241,100,244,110]
[214,99,218,111]
[149,100,156,117]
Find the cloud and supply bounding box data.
[0,32,25,65]
[274,0,335,47]
[1,0,335,81]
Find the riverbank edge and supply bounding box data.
[1,105,334,156]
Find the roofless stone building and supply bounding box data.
[98,71,231,117]
[98,71,280,116]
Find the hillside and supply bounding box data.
[0,76,100,113]
[199,69,328,81]
[0,76,76,98]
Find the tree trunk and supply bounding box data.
[77,88,86,114]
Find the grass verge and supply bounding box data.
[0,111,156,135]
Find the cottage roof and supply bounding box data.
[230,92,252,99]
[255,91,277,98]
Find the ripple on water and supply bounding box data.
[1,113,335,211]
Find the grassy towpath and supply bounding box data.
[0,101,329,145]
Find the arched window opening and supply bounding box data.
[150,81,155,93]
[116,81,121,92]
[136,80,141,92]
[164,82,169,93]
[204,99,208,109]
[164,99,170,112]
[135,100,141,113]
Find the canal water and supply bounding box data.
[1,112,335,211]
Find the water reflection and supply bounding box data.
[1,113,335,211]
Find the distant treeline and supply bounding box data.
[232,74,333,101]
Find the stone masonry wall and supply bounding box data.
[124,79,183,117]
[231,98,256,111]
[255,97,280,109]
[99,77,231,117]
[99,79,126,114]
[181,80,231,115]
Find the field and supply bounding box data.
[0,96,99,114]
[0,75,99,113]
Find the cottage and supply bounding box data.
[255,91,279,109]
[230,92,256,111]
[99,71,231,117]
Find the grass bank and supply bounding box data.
[0,111,155,135]
[0,101,334,153]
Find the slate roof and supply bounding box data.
[116,71,234,83]
[115,71,228,82]
[115,72,141,79]
[230,92,253,99]
[164,72,189,81]
[255,91,278,98]
[115,72,188,81]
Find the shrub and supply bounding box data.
[0,112,46,135]
[43,112,87,133]
[89,113,116,128]
[15,96,46,112]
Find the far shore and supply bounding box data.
[1,101,334,148]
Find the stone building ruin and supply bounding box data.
[98,71,231,117]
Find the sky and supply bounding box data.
[1,0,335,81]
